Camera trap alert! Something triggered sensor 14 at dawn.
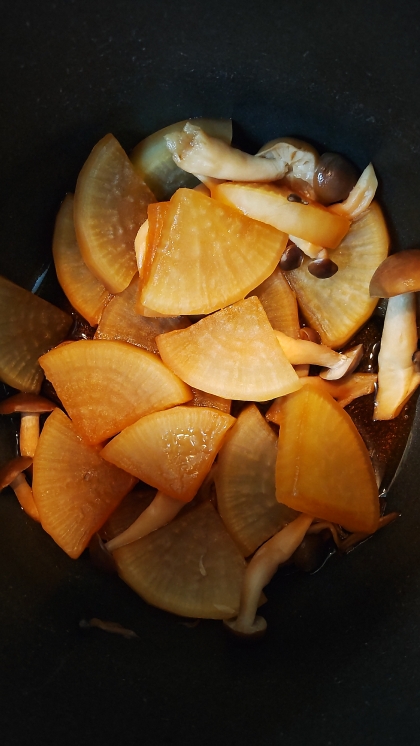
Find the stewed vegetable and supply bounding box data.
[0,117,416,639]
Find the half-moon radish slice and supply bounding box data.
[0,275,72,393]
[251,266,300,338]
[275,385,379,534]
[74,134,156,294]
[156,297,300,401]
[215,404,297,556]
[286,202,389,348]
[32,409,137,559]
[39,339,192,444]
[101,405,235,503]
[188,388,231,413]
[94,277,190,353]
[140,189,288,315]
[131,118,232,201]
[53,194,111,326]
[113,501,245,619]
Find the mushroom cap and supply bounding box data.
[256,137,319,185]
[369,249,420,298]
[0,392,57,415]
[0,456,32,490]
[319,343,364,381]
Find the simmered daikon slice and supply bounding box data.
[101,405,235,502]
[74,134,156,294]
[140,189,288,315]
[113,501,245,619]
[275,385,379,533]
[189,388,231,413]
[94,277,190,353]
[131,118,232,200]
[156,297,300,401]
[53,194,111,326]
[0,275,72,393]
[139,202,170,290]
[251,266,300,338]
[32,409,136,558]
[212,182,350,249]
[39,339,192,444]
[287,203,389,348]
[215,404,297,556]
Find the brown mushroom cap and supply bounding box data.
[0,456,32,490]
[0,393,56,415]
[369,249,420,298]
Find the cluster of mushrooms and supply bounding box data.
[164,123,420,426]
[165,122,378,277]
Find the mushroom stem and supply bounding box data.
[275,330,340,366]
[294,364,310,378]
[12,472,40,522]
[106,491,183,552]
[307,512,399,554]
[193,174,224,191]
[20,413,40,458]
[224,514,313,637]
[0,393,56,457]
[165,123,283,182]
[266,372,377,426]
[275,330,363,380]
[374,292,420,420]
[289,235,324,259]
[319,345,363,381]
[329,163,378,219]
[297,373,377,407]
[193,182,211,196]
[307,520,342,547]
[0,455,39,521]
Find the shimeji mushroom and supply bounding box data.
[274,330,363,381]
[306,513,399,553]
[313,152,359,206]
[0,392,56,457]
[369,249,420,298]
[284,236,340,271]
[164,123,318,184]
[374,292,420,420]
[329,163,378,219]
[0,455,39,521]
[105,491,184,552]
[224,514,313,638]
[266,372,377,423]
[256,137,319,193]
[306,249,339,279]
[369,250,420,418]
[288,235,324,260]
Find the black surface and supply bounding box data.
[1,1,420,744]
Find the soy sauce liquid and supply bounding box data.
[2,268,416,572]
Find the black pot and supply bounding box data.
[2,2,420,745]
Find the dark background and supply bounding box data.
[1,1,420,744]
